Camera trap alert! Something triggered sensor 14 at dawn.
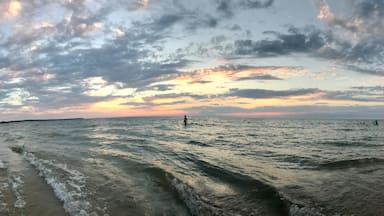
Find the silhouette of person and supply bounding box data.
[375,120,378,126]
[184,115,188,127]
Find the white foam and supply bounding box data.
[289,204,327,216]
[10,175,26,209]
[0,183,8,190]
[14,199,26,208]
[24,152,99,216]
[0,160,6,169]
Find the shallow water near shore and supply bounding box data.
[0,117,383,216]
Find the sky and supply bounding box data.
[0,0,383,120]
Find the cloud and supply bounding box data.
[231,24,384,76]
[186,105,384,119]
[323,85,384,102]
[315,0,384,74]
[351,85,384,91]
[137,84,176,92]
[235,74,282,81]
[0,0,382,118]
[227,88,321,99]
[143,93,208,101]
[158,64,301,85]
[233,27,327,56]
[344,65,384,76]
[225,1,384,76]
[0,88,37,107]
[216,0,234,18]
[316,0,384,39]
[240,0,274,8]
[316,0,360,32]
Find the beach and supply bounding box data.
[0,117,383,216]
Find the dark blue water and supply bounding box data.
[0,117,383,215]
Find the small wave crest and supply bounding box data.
[289,204,326,216]
[0,161,6,169]
[194,159,291,215]
[169,175,221,215]
[320,141,367,147]
[187,140,210,147]
[318,158,384,169]
[142,166,221,215]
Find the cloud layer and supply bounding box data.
[0,0,383,119]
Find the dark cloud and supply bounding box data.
[356,0,384,18]
[351,86,384,91]
[325,91,384,102]
[345,65,384,76]
[122,99,187,108]
[231,24,384,76]
[322,85,384,102]
[216,64,301,71]
[229,24,242,31]
[216,0,234,17]
[236,74,282,81]
[215,0,274,20]
[241,0,274,8]
[137,84,176,92]
[189,80,212,84]
[227,88,320,99]
[222,0,384,76]
[224,86,384,102]
[150,14,184,31]
[143,93,208,101]
[234,27,327,56]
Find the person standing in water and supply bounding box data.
[375,120,379,126]
[184,115,188,126]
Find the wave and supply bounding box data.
[289,204,327,216]
[23,152,100,216]
[189,158,328,216]
[319,141,368,147]
[4,135,24,143]
[194,159,291,215]
[140,155,305,216]
[187,140,210,147]
[0,160,6,169]
[334,128,355,132]
[318,158,384,169]
[142,166,220,215]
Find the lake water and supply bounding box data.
[0,117,383,216]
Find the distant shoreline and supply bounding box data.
[0,118,84,124]
[0,116,382,124]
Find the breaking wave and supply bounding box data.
[23,152,101,216]
[0,161,6,169]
